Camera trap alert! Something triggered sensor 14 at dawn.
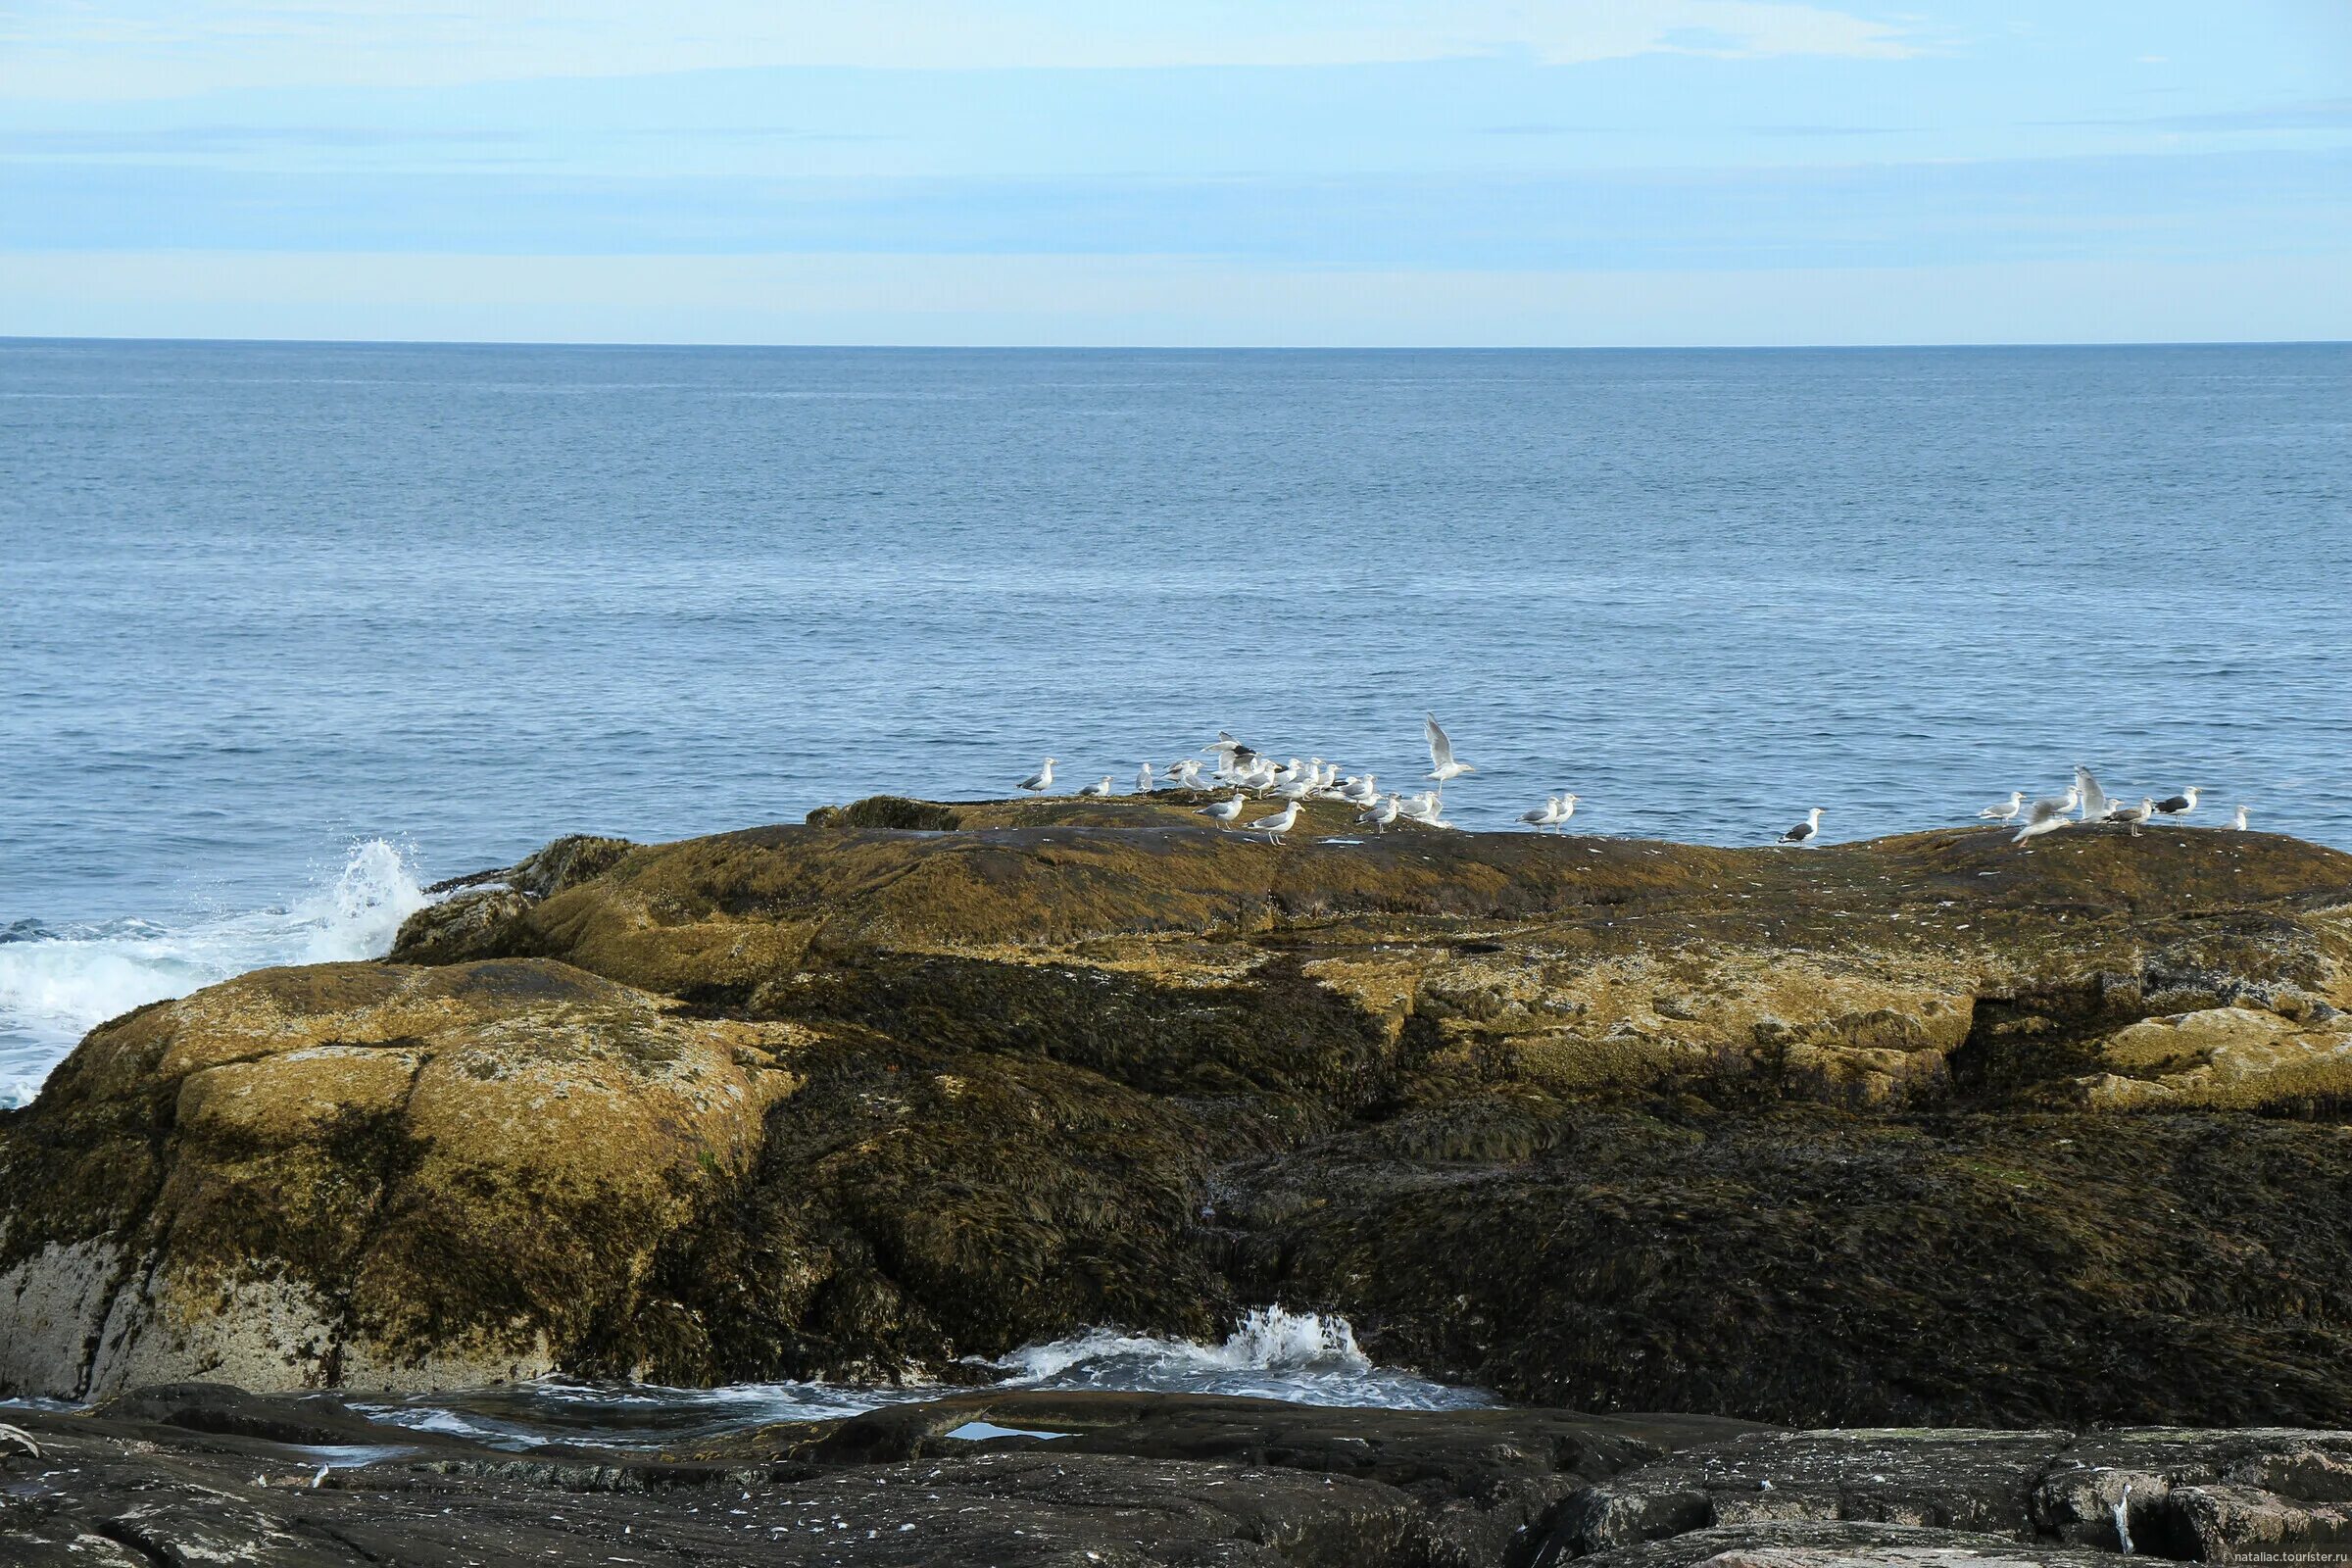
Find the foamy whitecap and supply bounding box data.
[352,1309,1490,1452]
[0,839,427,1107]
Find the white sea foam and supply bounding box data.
[357,1308,1491,1452]
[0,839,426,1107]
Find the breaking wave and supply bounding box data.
[0,839,426,1106]
[361,1308,1492,1451]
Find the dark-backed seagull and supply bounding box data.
[1778,808,1824,847]
[2153,786,2201,817]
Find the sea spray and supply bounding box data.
[0,839,427,1106]
[356,1308,1491,1452]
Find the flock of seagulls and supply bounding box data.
[1012,722,2255,850]
[1988,767,2247,845]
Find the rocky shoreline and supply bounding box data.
[8,1382,2352,1565]
[4,792,2352,1561]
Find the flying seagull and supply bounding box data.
[1978,791,2024,826]
[1778,808,1824,847]
[2152,786,2201,817]
[2075,765,2113,822]
[1425,714,1475,790]
[2014,790,2077,844]
[1017,758,1057,793]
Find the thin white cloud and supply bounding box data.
[2,0,1927,99]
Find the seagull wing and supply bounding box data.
[1425,714,1454,772]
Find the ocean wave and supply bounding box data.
[0,839,426,1107]
[356,1308,1489,1451]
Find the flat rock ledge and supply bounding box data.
[7,1388,2352,1568]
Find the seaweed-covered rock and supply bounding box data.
[9,802,2352,1420]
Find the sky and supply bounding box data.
[2,1,2349,345]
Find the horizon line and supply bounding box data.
[7,333,2350,354]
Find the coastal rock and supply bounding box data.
[9,799,2352,1422]
[0,960,803,1399]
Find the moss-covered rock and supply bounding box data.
[8,802,2352,1421]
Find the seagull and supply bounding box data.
[1245,800,1301,844]
[2233,803,2252,831]
[1275,772,1318,802]
[2075,765,2113,822]
[1197,793,1245,828]
[1339,773,1378,807]
[1777,808,1824,847]
[1425,713,1475,790]
[1078,775,1114,798]
[1520,796,1563,831]
[1554,793,1581,831]
[1136,762,1155,794]
[1357,794,1400,834]
[2152,786,2201,817]
[1978,791,2025,826]
[1017,758,1057,793]
[1165,759,1203,789]
[2112,796,2157,837]
[2013,790,2077,844]
[1398,791,1452,828]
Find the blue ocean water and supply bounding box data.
[3,338,2348,1100]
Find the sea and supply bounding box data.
[4,338,2348,1111]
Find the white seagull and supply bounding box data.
[1424,714,1475,790]
[1778,808,1825,847]
[2013,789,2077,844]
[1197,793,1245,828]
[1246,800,1302,844]
[1554,793,1581,831]
[1978,791,2025,826]
[1017,758,1058,793]
[1078,775,1114,798]
[1165,759,1203,789]
[1357,794,1400,834]
[1136,762,1155,794]
[2075,765,2113,822]
[2233,803,2252,831]
[2152,786,2201,817]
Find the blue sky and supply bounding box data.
[3,1,2348,344]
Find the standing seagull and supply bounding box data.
[2112,796,2157,836]
[2152,786,2201,817]
[1017,758,1058,794]
[1357,794,1400,835]
[1978,791,2025,826]
[2013,791,2077,844]
[1424,714,1476,791]
[1519,796,1562,831]
[1136,761,1155,794]
[1778,808,1825,847]
[1554,793,1581,831]
[1197,793,1245,828]
[2233,804,2252,831]
[1246,800,1301,844]
[1078,775,1114,798]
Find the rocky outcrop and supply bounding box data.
[6,797,2352,1423]
[0,960,803,1398]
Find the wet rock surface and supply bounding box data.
[10,1388,2352,1567]
[6,798,2352,1428]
